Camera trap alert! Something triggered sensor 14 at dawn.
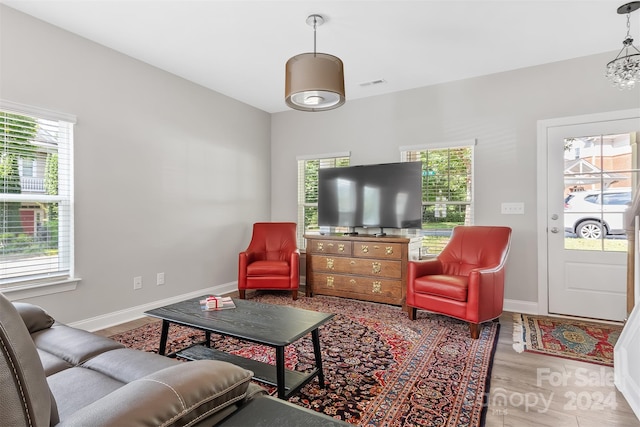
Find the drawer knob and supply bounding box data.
[350,260,356,265]
[361,245,369,253]
[338,244,345,252]
[385,246,393,255]
[372,281,382,293]
[349,279,356,285]
[372,262,381,274]
[317,242,324,252]
[326,258,334,270]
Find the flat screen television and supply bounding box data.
[318,161,423,233]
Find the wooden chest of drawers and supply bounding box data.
[305,234,421,306]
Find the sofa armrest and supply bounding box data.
[57,360,254,427]
[12,302,54,333]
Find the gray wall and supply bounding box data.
[0,6,271,323]
[2,5,639,322]
[271,53,640,305]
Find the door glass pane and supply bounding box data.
[563,133,636,252]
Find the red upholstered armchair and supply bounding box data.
[406,226,512,339]
[238,222,300,300]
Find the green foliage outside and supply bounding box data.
[0,112,57,257]
[303,157,349,232]
[1,113,38,243]
[302,150,472,252]
[564,237,627,252]
[45,153,59,224]
[417,148,472,253]
[419,147,471,214]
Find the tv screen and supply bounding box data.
[318,162,422,230]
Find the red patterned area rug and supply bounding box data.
[512,313,622,366]
[110,294,499,426]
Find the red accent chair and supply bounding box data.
[406,226,512,339]
[238,222,300,300]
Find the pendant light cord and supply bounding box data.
[313,16,317,57]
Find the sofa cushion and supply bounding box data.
[13,302,55,333]
[32,324,124,365]
[247,260,290,276]
[82,348,179,383]
[57,360,254,427]
[413,274,469,302]
[38,348,73,376]
[47,366,125,420]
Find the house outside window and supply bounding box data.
[296,152,350,249]
[401,140,475,255]
[0,102,75,289]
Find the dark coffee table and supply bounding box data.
[144,296,334,399]
[218,396,350,426]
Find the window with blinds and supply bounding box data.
[0,105,74,288]
[297,153,350,249]
[402,143,474,255]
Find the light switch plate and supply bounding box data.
[501,202,524,215]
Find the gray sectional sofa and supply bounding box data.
[0,293,348,426]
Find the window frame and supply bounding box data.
[400,139,476,256]
[296,151,350,249]
[0,100,78,299]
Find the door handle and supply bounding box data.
[551,214,559,220]
[550,227,559,233]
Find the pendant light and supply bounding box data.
[285,14,345,111]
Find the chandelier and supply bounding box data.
[285,14,345,111]
[606,2,640,89]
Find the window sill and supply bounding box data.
[1,278,81,301]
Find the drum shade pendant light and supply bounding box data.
[606,2,640,89]
[285,14,345,111]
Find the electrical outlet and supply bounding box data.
[501,202,525,215]
[133,276,142,290]
[157,272,165,286]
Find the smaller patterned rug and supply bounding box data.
[512,313,622,366]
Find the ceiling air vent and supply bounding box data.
[359,79,387,87]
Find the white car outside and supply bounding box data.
[564,188,631,239]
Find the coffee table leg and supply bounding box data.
[159,320,170,356]
[312,329,326,388]
[205,331,211,347]
[276,346,286,399]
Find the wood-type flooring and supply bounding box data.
[96,310,639,427]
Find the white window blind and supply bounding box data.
[297,153,350,249]
[401,142,474,255]
[0,103,74,288]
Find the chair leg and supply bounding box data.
[238,290,246,299]
[469,322,480,339]
[292,290,298,301]
[408,307,417,320]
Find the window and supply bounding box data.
[0,101,75,289]
[296,152,350,249]
[401,140,475,255]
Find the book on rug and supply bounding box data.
[200,296,236,311]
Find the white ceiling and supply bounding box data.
[2,0,634,113]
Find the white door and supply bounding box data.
[547,117,640,321]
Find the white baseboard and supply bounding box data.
[69,289,540,333]
[69,281,237,332]
[504,298,538,315]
